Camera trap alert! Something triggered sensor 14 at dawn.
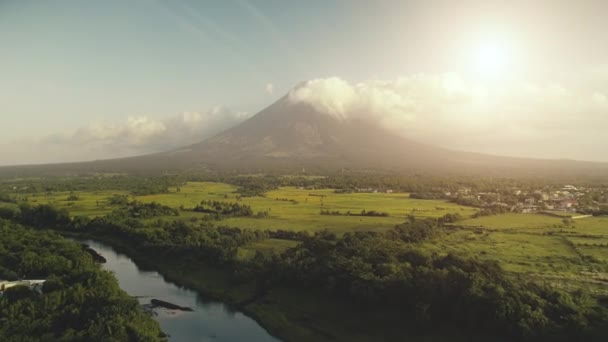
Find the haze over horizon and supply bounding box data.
[2,0,608,166]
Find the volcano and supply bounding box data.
[2,90,608,177]
[163,95,453,170]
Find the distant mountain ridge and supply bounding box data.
[2,91,608,178]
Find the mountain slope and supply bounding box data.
[2,93,608,177]
[150,95,608,176]
[167,95,446,169]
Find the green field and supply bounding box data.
[134,182,477,233]
[29,181,475,233]
[20,189,131,217]
[458,213,564,230]
[13,182,608,295]
[432,215,608,295]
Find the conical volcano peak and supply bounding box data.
[8,83,606,177]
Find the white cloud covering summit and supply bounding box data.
[1,72,607,165]
[287,74,608,161]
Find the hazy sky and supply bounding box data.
[1,0,607,165]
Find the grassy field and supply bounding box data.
[22,181,476,258]
[134,182,477,233]
[458,213,564,230]
[13,181,608,295]
[19,189,131,217]
[24,182,477,231]
[432,215,608,295]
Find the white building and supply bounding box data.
[0,279,46,295]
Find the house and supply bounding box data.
[458,188,472,195]
[0,279,46,296]
[521,205,539,213]
[558,199,577,209]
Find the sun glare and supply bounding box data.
[473,42,510,78]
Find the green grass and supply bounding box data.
[15,182,608,296]
[567,236,608,246]
[19,182,476,232]
[539,210,576,217]
[137,185,606,295]
[431,214,608,295]
[571,216,608,235]
[15,181,478,265]
[458,213,563,230]
[425,230,582,273]
[135,182,477,233]
[23,190,131,217]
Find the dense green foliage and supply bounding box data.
[2,172,607,341]
[0,192,16,203]
[473,205,511,218]
[9,202,608,341]
[320,209,390,217]
[1,175,180,196]
[0,220,164,341]
[189,172,605,196]
[17,203,71,228]
[194,200,254,217]
[121,201,179,219]
[253,227,608,341]
[409,192,447,200]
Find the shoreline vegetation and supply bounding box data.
[64,233,497,342]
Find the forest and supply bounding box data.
[4,201,608,341]
[0,220,164,341]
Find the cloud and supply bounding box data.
[2,74,607,165]
[288,74,478,122]
[1,107,250,165]
[287,75,608,161]
[592,92,607,105]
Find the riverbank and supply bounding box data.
[67,233,355,341]
[61,232,498,342]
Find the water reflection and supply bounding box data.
[79,239,280,342]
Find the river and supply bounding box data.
[80,239,280,342]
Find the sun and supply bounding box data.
[473,41,510,78]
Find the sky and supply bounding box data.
[1,0,607,165]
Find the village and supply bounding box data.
[321,183,608,217]
[446,184,608,216]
